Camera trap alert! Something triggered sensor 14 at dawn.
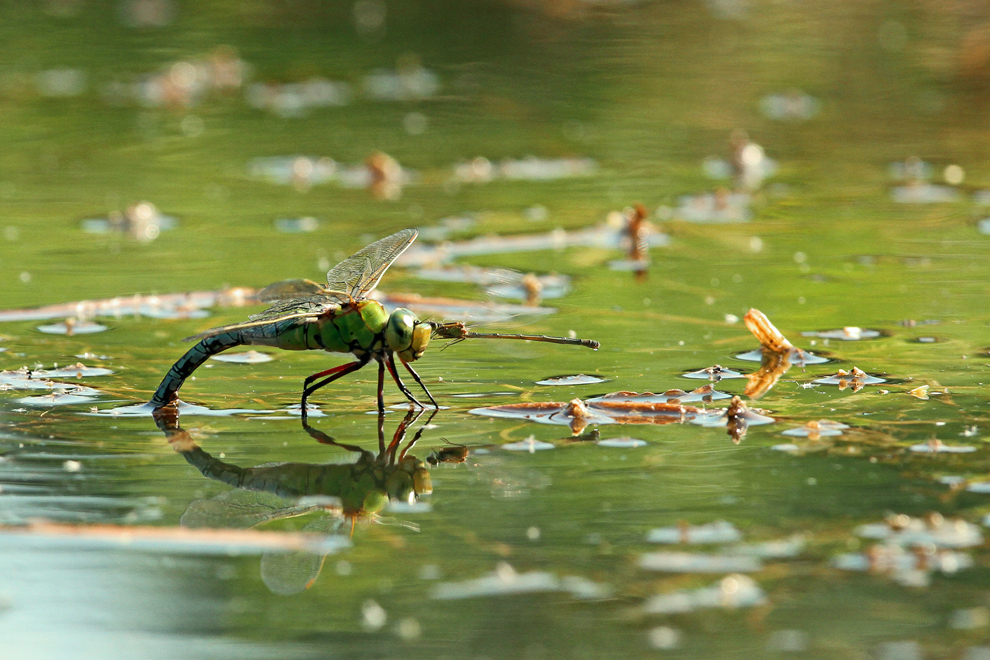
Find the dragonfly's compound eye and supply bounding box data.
[397,320,432,362]
[385,308,416,352]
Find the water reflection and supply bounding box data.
[155,408,434,594]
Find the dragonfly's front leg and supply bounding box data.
[385,352,426,409]
[399,358,439,410]
[301,356,370,420]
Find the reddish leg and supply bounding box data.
[301,356,369,420]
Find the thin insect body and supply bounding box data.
[149,229,599,414]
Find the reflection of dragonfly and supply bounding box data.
[150,229,599,414]
[156,408,435,594]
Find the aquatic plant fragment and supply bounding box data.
[813,368,885,392]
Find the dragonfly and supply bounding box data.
[149,228,600,413]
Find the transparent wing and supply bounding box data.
[257,278,329,303]
[325,228,417,299]
[248,295,341,322]
[180,489,323,529]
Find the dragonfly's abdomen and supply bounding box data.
[150,331,244,407]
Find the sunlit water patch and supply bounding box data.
[535,374,608,386]
[801,327,883,341]
[735,348,829,365]
[641,574,767,615]
[210,350,274,364]
[430,561,611,600]
[781,420,850,438]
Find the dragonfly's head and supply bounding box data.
[385,308,432,362]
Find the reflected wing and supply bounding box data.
[325,228,417,299]
[180,489,323,529]
[258,278,329,303]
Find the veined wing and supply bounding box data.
[248,294,341,322]
[257,278,329,303]
[325,228,417,300]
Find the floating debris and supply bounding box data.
[781,420,849,439]
[501,437,556,453]
[909,440,976,454]
[274,217,319,233]
[586,386,731,405]
[535,374,609,386]
[813,368,886,392]
[364,58,440,101]
[672,190,752,223]
[683,365,745,381]
[738,309,827,397]
[639,552,762,573]
[18,389,101,406]
[690,396,775,444]
[37,320,108,335]
[605,204,654,278]
[81,201,178,242]
[245,78,351,118]
[431,562,611,600]
[641,574,768,615]
[29,364,113,378]
[451,156,597,184]
[646,521,743,545]
[907,385,930,400]
[760,90,820,121]
[647,626,682,651]
[210,350,274,364]
[703,129,777,191]
[596,437,648,448]
[471,395,700,435]
[856,514,982,548]
[248,153,414,197]
[800,327,882,341]
[832,544,972,587]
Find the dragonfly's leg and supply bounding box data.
[301,357,369,419]
[385,352,426,408]
[399,358,439,409]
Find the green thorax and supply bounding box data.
[275,300,388,355]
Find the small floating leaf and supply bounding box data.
[638,552,762,573]
[37,321,108,335]
[907,385,930,399]
[211,350,275,364]
[781,420,849,438]
[646,521,742,545]
[909,441,976,454]
[596,437,647,448]
[683,365,745,381]
[502,437,556,452]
